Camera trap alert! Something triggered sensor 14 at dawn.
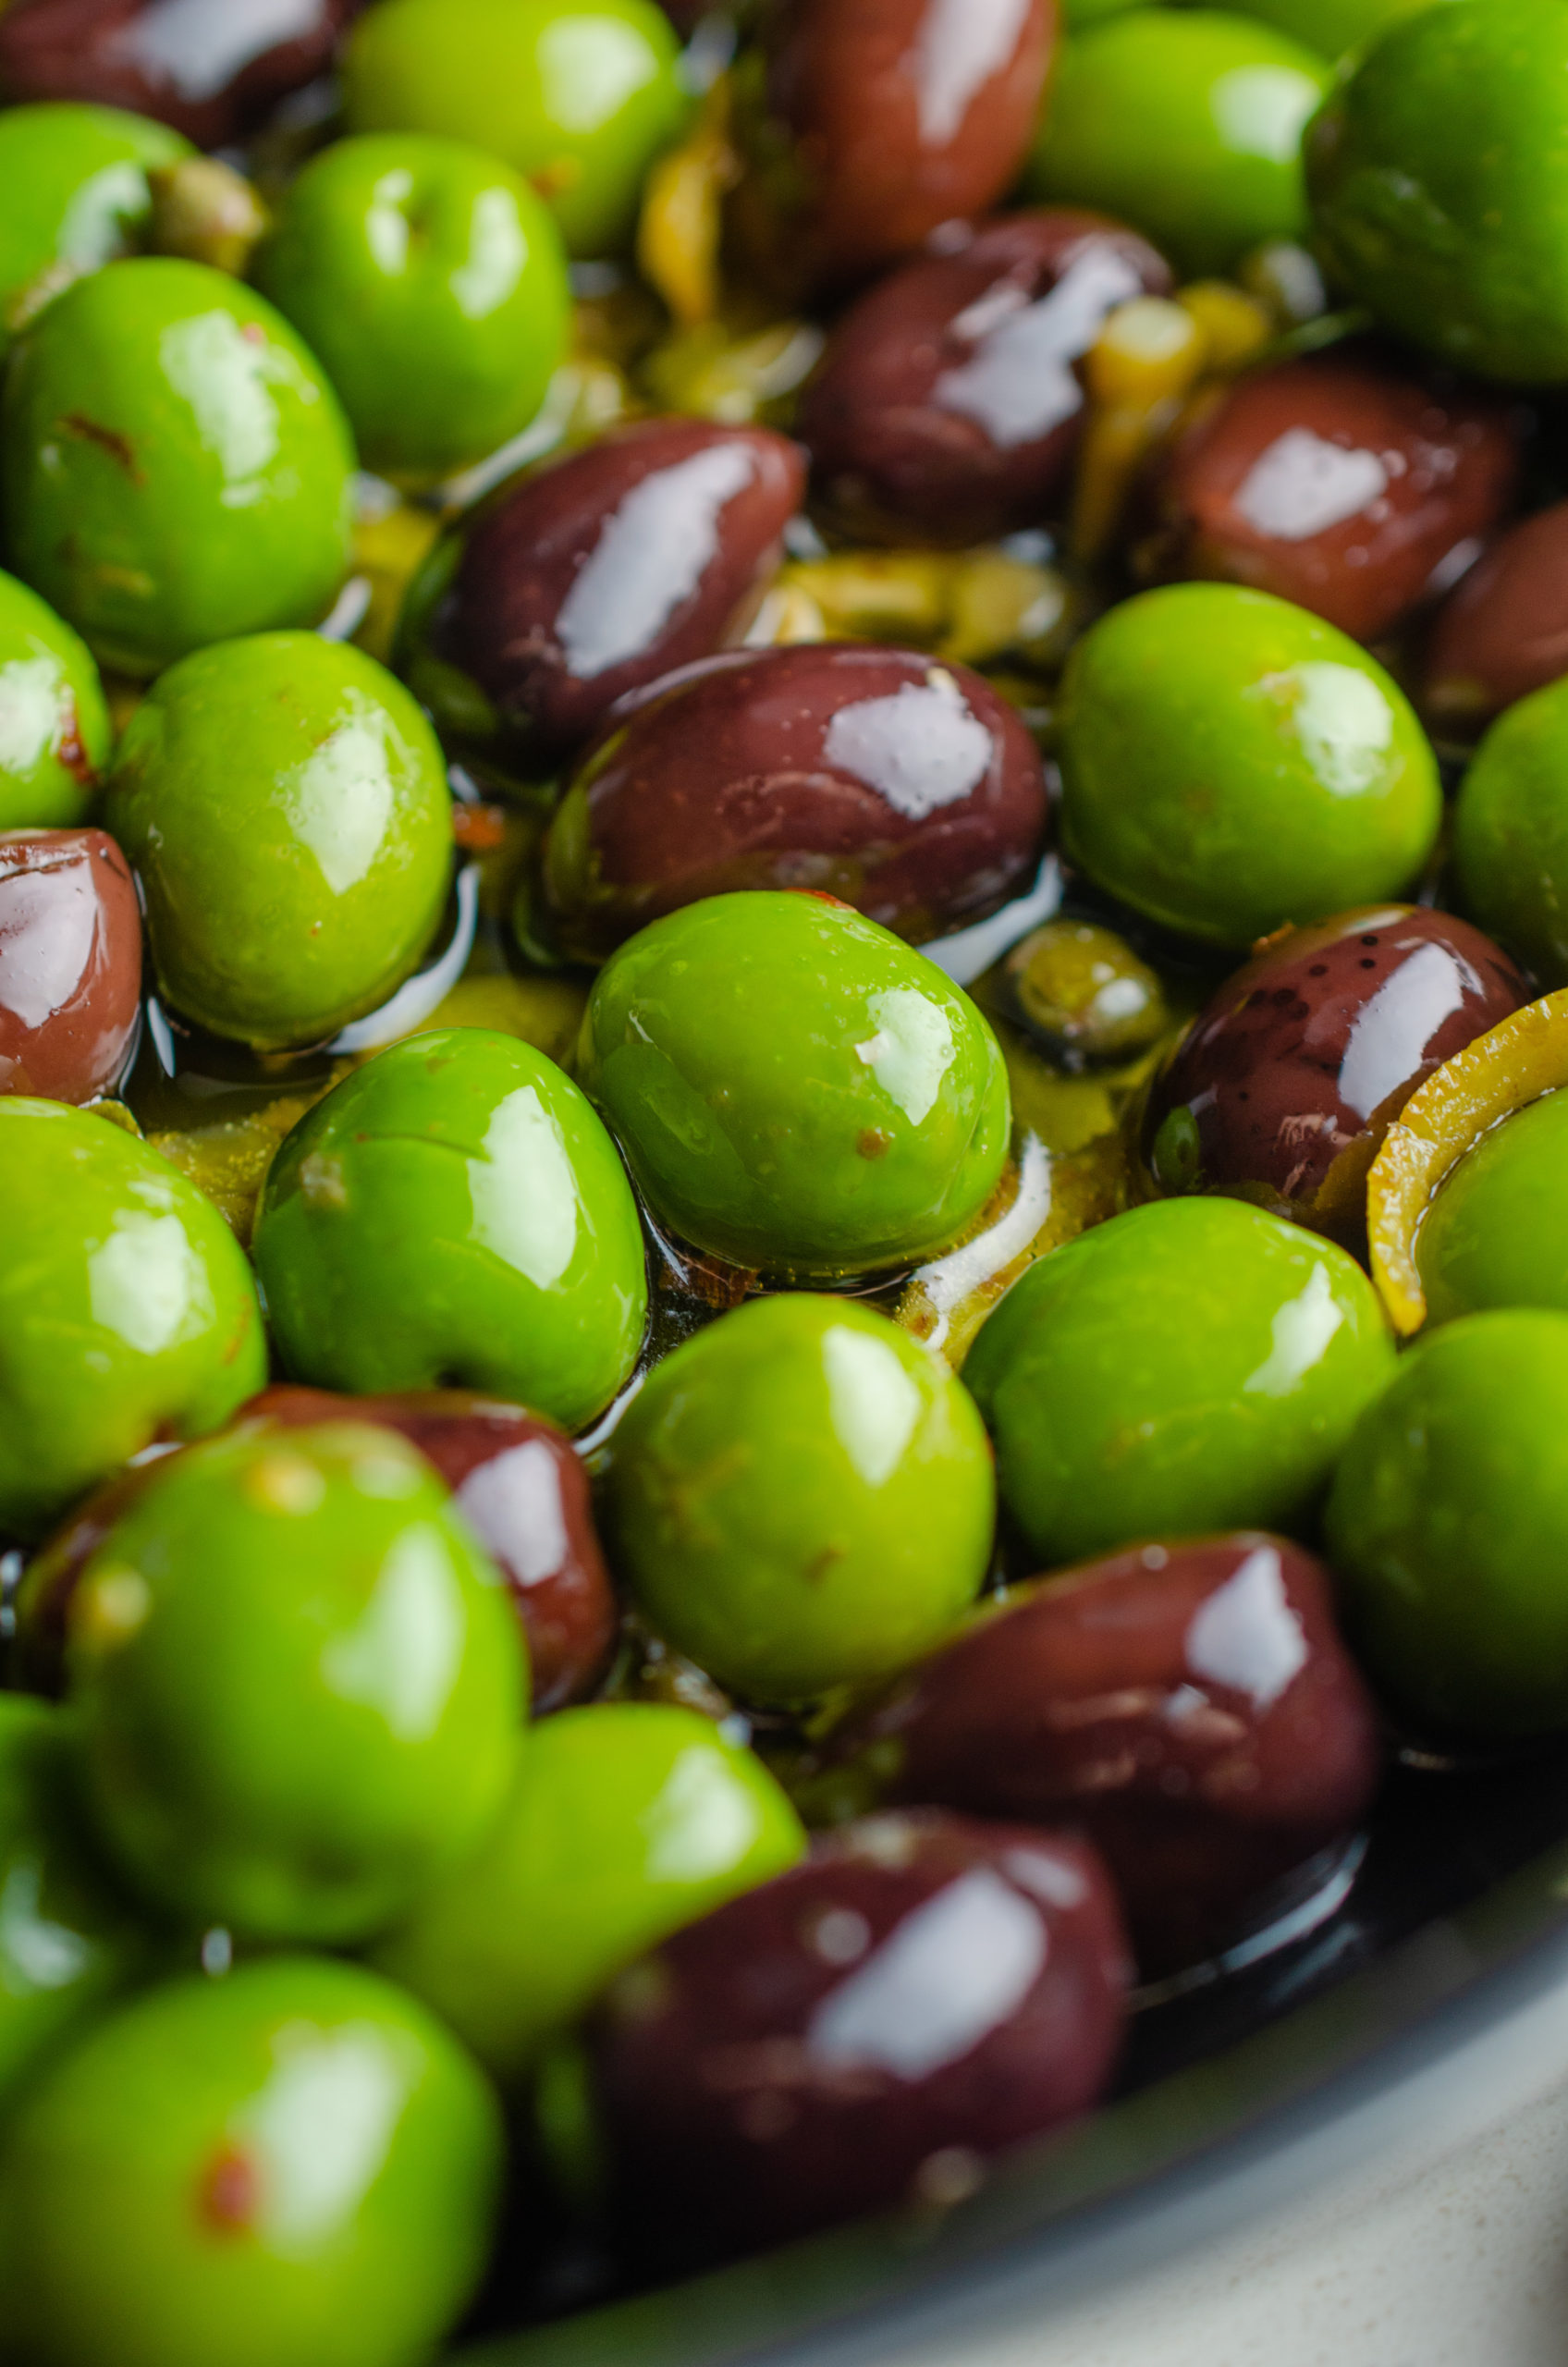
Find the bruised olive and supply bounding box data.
[999,919,1167,1067]
[398,420,805,766]
[1426,501,1568,736]
[0,0,363,150]
[1143,905,1529,1243]
[826,1536,1379,1972]
[1145,353,1519,644]
[729,0,1059,299]
[799,210,1171,547]
[540,644,1048,958]
[0,828,141,1103]
[584,1809,1127,2264]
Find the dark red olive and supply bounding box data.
[730,0,1059,298]
[0,828,142,1105]
[1142,905,1530,1245]
[411,420,806,766]
[1425,501,1568,736]
[1145,355,1520,644]
[588,1809,1127,2264]
[800,211,1171,546]
[0,0,361,147]
[539,642,1049,956]
[826,1538,1379,1974]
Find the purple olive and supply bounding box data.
[0,828,141,1105]
[827,1538,1380,1973]
[539,642,1049,957]
[1425,501,1568,736]
[588,1809,1127,2263]
[801,211,1171,546]
[1142,905,1530,1245]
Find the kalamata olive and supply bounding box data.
[0,0,362,149]
[0,828,141,1105]
[587,1809,1127,2263]
[538,643,1049,957]
[1425,501,1568,736]
[401,420,805,767]
[1143,905,1529,1245]
[800,211,1171,546]
[1145,354,1520,644]
[730,0,1059,298]
[241,1387,618,1713]
[826,1538,1379,1973]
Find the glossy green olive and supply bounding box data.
[1454,674,1568,989]
[964,1196,1395,1567]
[107,632,453,1049]
[253,134,572,485]
[1224,0,1455,59]
[0,1101,265,1545]
[254,1029,647,1434]
[1,259,354,679]
[578,893,1011,1279]
[341,0,690,259]
[67,1422,526,1945]
[1060,584,1441,950]
[373,1704,805,2083]
[1326,1310,1568,1736]
[0,569,111,828]
[1416,1090,1568,1328]
[1307,0,1568,384]
[0,104,190,358]
[0,1956,503,2367]
[1025,11,1329,277]
[605,1294,996,1704]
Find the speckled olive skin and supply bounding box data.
[0,1957,503,2367]
[1146,354,1519,644]
[799,211,1171,548]
[731,0,1059,296]
[0,1101,264,1544]
[399,420,805,766]
[1025,12,1329,278]
[1454,674,1568,989]
[1142,906,1528,1245]
[1060,584,1442,951]
[108,632,453,1049]
[255,134,571,486]
[0,828,143,1101]
[0,103,190,361]
[585,1811,1127,2266]
[542,644,1049,960]
[578,892,1011,1278]
[241,1386,619,1712]
[1307,0,1568,385]
[67,1422,526,1944]
[374,1704,805,2084]
[1426,503,1568,736]
[1326,1310,1568,1737]
[604,1295,995,1704]
[1416,1089,1568,1329]
[827,1536,1380,1972]
[0,0,363,149]
[963,1196,1396,1567]
[0,570,112,830]
[342,0,689,258]
[255,1030,648,1435]
[2,259,355,679]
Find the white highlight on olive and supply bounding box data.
[822,1324,924,1490]
[825,670,991,819]
[557,443,758,678]
[283,706,396,896]
[1184,1543,1309,1711]
[322,1525,465,1744]
[910,0,1034,146]
[89,1208,213,1357]
[641,1746,762,1884]
[936,247,1145,448]
[808,1868,1046,2080]
[458,1439,568,1586]
[1337,939,1471,1123]
[853,985,956,1125]
[1234,428,1390,542]
[109,0,324,103]
[468,1086,579,1291]
[236,2023,411,2253]
[1243,1261,1345,1399]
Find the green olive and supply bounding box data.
[1454,671,1568,988]
[0,103,190,356]
[1417,1087,1568,1326]
[0,568,112,829]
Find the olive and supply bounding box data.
[240,1386,618,1713]
[0,828,141,1104]
[0,0,363,151]
[540,644,1049,960]
[398,420,805,766]
[9,1455,157,1696]
[583,1810,1128,2264]
[826,1535,1380,1972]
[1145,353,1520,644]
[799,209,1171,547]
[729,0,1059,298]
[1143,906,1529,1243]
[998,918,1168,1067]
[1426,501,1568,736]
